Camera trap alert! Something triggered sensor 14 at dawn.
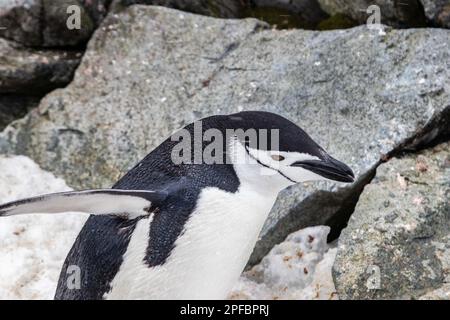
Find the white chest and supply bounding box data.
[104,186,277,300]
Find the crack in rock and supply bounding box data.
[249,104,450,267]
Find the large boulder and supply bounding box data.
[0,0,110,47]
[116,0,245,18]
[0,38,81,94]
[317,0,427,28]
[0,37,81,129]
[420,0,450,28]
[333,141,450,299]
[116,0,328,29]
[0,6,449,264]
[237,0,328,29]
[0,0,42,46]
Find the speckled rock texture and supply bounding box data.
[0,6,449,264]
[333,141,450,299]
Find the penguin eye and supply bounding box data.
[271,154,285,161]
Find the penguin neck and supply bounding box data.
[107,161,280,299]
[105,177,278,300]
[163,162,280,299]
[143,183,277,299]
[229,137,294,196]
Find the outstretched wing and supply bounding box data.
[0,189,167,219]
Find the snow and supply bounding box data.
[0,155,338,300]
[0,155,86,299]
[229,226,338,300]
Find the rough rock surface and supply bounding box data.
[421,0,450,28]
[333,141,450,299]
[0,0,110,47]
[0,38,82,94]
[1,6,449,264]
[318,0,427,28]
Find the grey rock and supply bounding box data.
[81,0,112,24]
[115,0,245,18]
[333,142,450,299]
[0,0,41,46]
[115,0,327,29]
[420,0,450,28]
[241,0,328,29]
[254,0,325,18]
[41,0,94,47]
[317,0,427,27]
[0,6,449,264]
[0,38,81,94]
[0,0,109,47]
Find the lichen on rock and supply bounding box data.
[333,141,450,299]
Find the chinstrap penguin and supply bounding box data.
[0,111,354,300]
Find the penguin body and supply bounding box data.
[105,184,276,299]
[0,111,355,300]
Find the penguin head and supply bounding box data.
[219,111,355,190]
[171,111,354,192]
[229,111,355,188]
[229,111,354,185]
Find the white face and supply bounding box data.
[229,139,331,194]
[247,148,329,182]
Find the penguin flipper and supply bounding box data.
[0,189,167,219]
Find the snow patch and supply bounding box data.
[229,226,338,300]
[0,156,86,299]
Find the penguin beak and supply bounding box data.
[291,156,355,183]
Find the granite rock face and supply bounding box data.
[0,6,449,264]
[333,142,450,299]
